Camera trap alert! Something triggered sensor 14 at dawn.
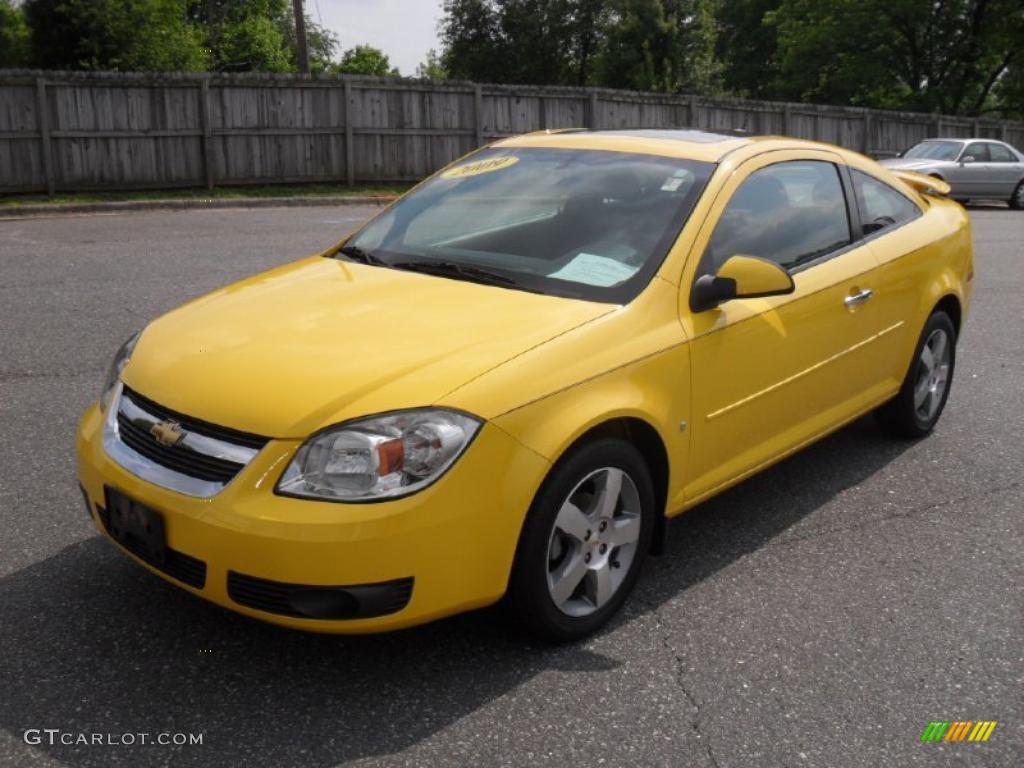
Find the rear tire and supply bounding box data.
[1010,181,1024,210]
[874,311,956,438]
[507,438,655,642]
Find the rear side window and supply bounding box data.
[703,160,851,274]
[961,143,989,162]
[851,170,921,234]
[986,143,1016,162]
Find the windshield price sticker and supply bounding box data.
[441,156,520,179]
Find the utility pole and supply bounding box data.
[292,0,310,73]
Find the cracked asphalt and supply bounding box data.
[0,204,1021,768]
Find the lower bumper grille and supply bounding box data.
[227,571,414,620]
[96,503,207,589]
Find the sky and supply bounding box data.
[311,0,446,76]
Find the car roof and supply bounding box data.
[918,137,1012,144]
[495,128,846,163]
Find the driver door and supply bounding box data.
[679,151,895,504]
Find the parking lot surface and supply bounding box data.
[1,204,1021,767]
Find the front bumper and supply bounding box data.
[77,402,550,633]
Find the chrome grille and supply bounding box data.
[102,383,269,497]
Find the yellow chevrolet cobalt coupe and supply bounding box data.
[77,129,973,640]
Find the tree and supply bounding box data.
[24,0,207,71]
[0,0,31,68]
[334,45,399,76]
[440,0,504,82]
[440,0,610,86]
[598,0,677,91]
[766,0,1024,115]
[186,0,336,72]
[215,14,290,71]
[715,0,781,98]
[991,63,1023,119]
[416,49,448,79]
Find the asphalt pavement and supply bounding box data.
[0,204,1021,768]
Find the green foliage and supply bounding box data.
[215,14,290,71]
[0,0,31,68]
[437,0,1021,116]
[440,0,505,82]
[188,0,337,72]
[416,49,448,80]
[23,0,207,71]
[5,0,1021,119]
[334,45,398,76]
[441,0,719,93]
[766,0,1024,116]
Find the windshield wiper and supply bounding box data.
[390,259,518,288]
[337,244,387,266]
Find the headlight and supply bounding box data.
[100,331,140,412]
[276,409,482,501]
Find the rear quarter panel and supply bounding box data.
[865,195,973,384]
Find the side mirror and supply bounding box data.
[691,255,795,312]
[960,155,976,166]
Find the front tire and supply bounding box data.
[507,438,655,642]
[1010,181,1024,210]
[874,311,956,438]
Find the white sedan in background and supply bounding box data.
[881,138,1024,208]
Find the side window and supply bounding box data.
[851,169,921,233]
[961,143,989,162]
[703,160,851,274]
[986,143,1015,162]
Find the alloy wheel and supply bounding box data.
[545,467,642,617]
[914,328,951,421]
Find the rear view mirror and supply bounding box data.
[691,255,795,312]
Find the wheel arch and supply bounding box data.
[557,417,670,554]
[933,293,962,336]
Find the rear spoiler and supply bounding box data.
[890,170,950,197]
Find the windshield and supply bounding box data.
[903,141,962,161]
[342,147,714,303]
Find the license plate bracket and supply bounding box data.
[104,487,167,565]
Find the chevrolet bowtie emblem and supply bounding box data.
[150,420,185,447]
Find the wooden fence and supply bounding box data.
[1,69,1023,194]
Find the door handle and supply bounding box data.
[844,288,873,306]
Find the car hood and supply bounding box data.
[122,256,613,438]
[879,158,955,171]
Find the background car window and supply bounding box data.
[961,143,990,162]
[703,160,851,273]
[985,143,1016,162]
[852,170,920,233]
[903,141,961,161]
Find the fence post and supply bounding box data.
[34,77,55,196]
[538,94,547,130]
[972,118,981,136]
[198,77,214,190]
[474,84,484,147]
[689,94,699,129]
[588,90,599,129]
[862,110,872,154]
[999,122,1008,141]
[344,79,355,185]
[933,115,942,136]
[782,104,791,136]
